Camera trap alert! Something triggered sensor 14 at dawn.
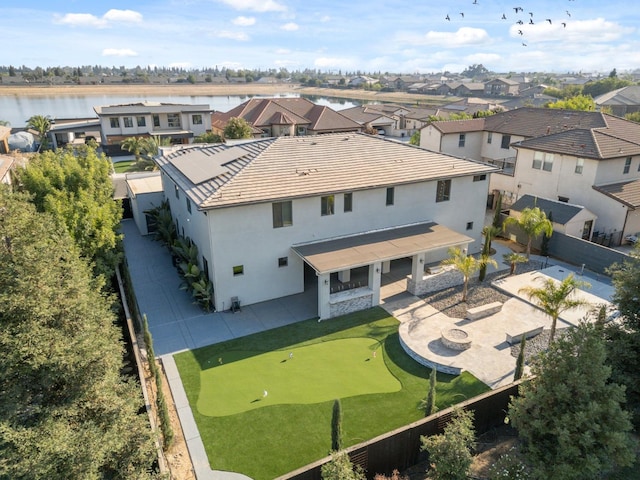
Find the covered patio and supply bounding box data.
[292,222,473,320]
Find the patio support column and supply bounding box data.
[411,253,426,281]
[318,272,331,321]
[369,261,382,306]
[382,260,391,274]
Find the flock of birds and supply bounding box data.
[445,0,577,46]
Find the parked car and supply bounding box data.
[624,232,639,245]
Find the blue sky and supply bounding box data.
[2,0,639,74]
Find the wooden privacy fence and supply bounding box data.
[277,381,523,480]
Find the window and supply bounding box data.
[542,153,554,172]
[123,116,133,128]
[137,116,146,127]
[487,132,492,144]
[344,192,353,212]
[174,184,179,199]
[624,156,632,174]
[192,114,203,125]
[186,197,192,214]
[233,265,244,276]
[575,158,584,174]
[110,117,120,128]
[458,134,466,147]
[466,221,473,230]
[272,201,292,228]
[278,256,288,267]
[500,134,511,149]
[532,151,542,170]
[386,187,395,206]
[167,113,181,128]
[321,195,335,216]
[558,196,569,203]
[202,256,210,281]
[473,174,486,182]
[436,179,451,202]
[532,151,553,171]
[153,115,160,127]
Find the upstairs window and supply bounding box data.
[110,117,120,128]
[575,158,584,174]
[272,201,292,228]
[473,174,486,182]
[192,114,203,125]
[487,132,493,144]
[386,187,395,206]
[186,197,192,214]
[321,195,335,216]
[153,115,160,127]
[532,151,554,171]
[624,156,632,174]
[137,116,146,127]
[436,179,451,202]
[500,134,511,149]
[542,153,554,172]
[458,134,466,147]
[167,113,181,128]
[123,116,133,128]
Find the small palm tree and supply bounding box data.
[519,273,590,346]
[503,252,528,275]
[26,114,52,151]
[441,247,497,302]
[503,206,553,259]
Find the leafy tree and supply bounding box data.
[0,188,157,479]
[540,211,552,256]
[508,322,635,480]
[421,408,475,480]
[478,225,500,282]
[194,131,224,143]
[502,252,528,275]
[409,130,420,146]
[441,247,497,302]
[26,114,52,151]
[625,111,640,123]
[513,335,526,381]
[503,206,553,259]
[546,94,596,111]
[460,64,490,79]
[224,117,253,139]
[331,399,343,451]
[582,77,632,97]
[321,450,365,480]
[14,144,122,280]
[519,274,590,346]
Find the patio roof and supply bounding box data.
[291,222,472,274]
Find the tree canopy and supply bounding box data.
[13,144,122,280]
[546,94,596,111]
[224,117,254,139]
[26,114,52,151]
[509,322,635,480]
[503,206,553,259]
[0,187,157,479]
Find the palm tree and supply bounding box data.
[478,225,500,281]
[503,206,553,259]
[26,114,52,151]
[441,247,497,302]
[121,136,146,160]
[519,273,590,346]
[503,252,528,275]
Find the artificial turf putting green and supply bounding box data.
[175,307,490,480]
[198,338,400,416]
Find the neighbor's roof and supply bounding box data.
[94,102,211,115]
[509,194,590,224]
[292,221,472,274]
[126,172,163,196]
[595,86,640,106]
[593,179,640,208]
[155,133,498,210]
[211,97,361,132]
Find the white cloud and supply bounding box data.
[53,9,143,28]
[465,53,501,64]
[103,9,143,23]
[102,48,138,57]
[217,0,286,12]
[275,48,291,54]
[217,30,250,41]
[320,15,331,22]
[54,13,106,28]
[422,27,491,47]
[233,16,256,26]
[281,22,299,31]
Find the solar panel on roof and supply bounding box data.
[170,146,248,185]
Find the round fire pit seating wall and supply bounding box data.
[441,327,472,351]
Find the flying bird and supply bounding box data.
[445,14,450,20]
[562,22,567,27]
[460,12,465,17]
[529,12,534,17]
[522,42,527,47]
[566,10,571,16]
[514,6,523,13]
[546,18,552,24]
[473,0,479,4]
[518,29,523,35]
[529,18,534,25]
[502,13,507,19]
[516,19,524,24]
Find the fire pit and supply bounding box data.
[441,327,472,351]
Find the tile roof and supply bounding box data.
[339,106,395,124]
[509,194,587,224]
[595,86,640,105]
[156,133,498,210]
[593,179,640,208]
[211,97,361,133]
[429,118,486,134]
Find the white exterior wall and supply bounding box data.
[420,125,443,151]
[562,209,597,239]
[130,191,164,235]
[625,210,640,238]
[594,156,640,185]
[480,132,522,161]
[437,131,484,160]
[100,110,211,141]
[203,176,489,309]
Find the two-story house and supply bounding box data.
[94,102,213,155]
[484,78,520,96]
[153,133,497,319]
[210,97,361,138]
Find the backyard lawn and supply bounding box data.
[112,160,137,173]
[174,307,490,479]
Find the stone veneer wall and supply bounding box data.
[329,287,374,318]
[407,267,463,296]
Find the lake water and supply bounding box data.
[0,93,362,127]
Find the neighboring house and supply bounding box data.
[484,78,520,96]
[210,97,361,138]
[48,118,101,150]
[392,76,424,90]
[595,86,640,117]
[420,108,640,242]
[0,125,10,153]
[508,194,597,240]
[454,83,486,97]
[348,76,377,87]
[338,106,396,134]
[151,133,497,319]
[94,102,213,155]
